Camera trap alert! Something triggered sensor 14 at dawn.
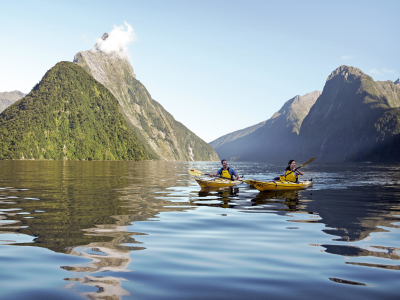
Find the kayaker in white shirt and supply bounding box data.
[282,160,304,182]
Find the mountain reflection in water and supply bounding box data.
[0,161,400,299]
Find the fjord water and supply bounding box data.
[0,161,400,299]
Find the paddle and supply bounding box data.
[284,157,315,177]
[189,169,214,176]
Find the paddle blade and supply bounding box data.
[189,169,204,176]
[296,157,315,170]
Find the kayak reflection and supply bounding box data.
[194,187,312,213]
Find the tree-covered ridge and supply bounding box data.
[0,61,151,160]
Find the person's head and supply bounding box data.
[221,159,228,169]
[286,160,295,171]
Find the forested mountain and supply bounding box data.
[210,91,321,162]
[74,33,218,161]
[0,90,26,113]
[0,62,151,160]
[298,66,400,162]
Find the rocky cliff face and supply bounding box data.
[395,78,400,87]
[0,90,26,113]
[74,33,218,161]
[298,65,400,162]
[211,91,321,162]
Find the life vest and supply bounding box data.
[281,170,298,182]
[220,167,232,179]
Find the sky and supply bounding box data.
[1,0,399,142]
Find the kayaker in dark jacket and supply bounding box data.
[210,159,239,180]
[282,160,304,182]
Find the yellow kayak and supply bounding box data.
[244,179,312,191]
[195,177,243,188]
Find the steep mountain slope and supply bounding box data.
[74,33,218,161]
[299,66,400,162]
[0,90,26,113]
[211,91,321,162]
[0,62,151,160]
[395,78,400,87]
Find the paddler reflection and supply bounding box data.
[195,188,303,211]
[252,190,301,211]
[196,187,240,208]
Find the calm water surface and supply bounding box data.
[0,160,400,299]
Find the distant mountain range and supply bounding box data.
[211,67,400,162]
[210,91,321,162]
[74,33,218,161]
[0,90,26,113]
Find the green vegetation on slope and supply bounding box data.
[0,61,151,160]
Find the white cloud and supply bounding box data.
[340,55,351,60]
[81,35,88,40]
[369,68,397,76]
[91,21,137,59]
[382,68,396,74]
[369,69,382,75]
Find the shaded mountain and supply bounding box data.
[0,61,151,160]
[210,120,266,149]
[0,90,26,113]
[211,91,321,162]
[395,78,400,87]
[298,65,400,162]
[74,33,218,161]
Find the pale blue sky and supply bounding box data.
[1,0,399,142]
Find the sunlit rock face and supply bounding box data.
[299,65,400,162]
[74,33,218,161]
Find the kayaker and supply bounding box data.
[210,159,239,180]
[282,160,303,182]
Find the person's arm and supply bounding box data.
[210,169,221,177]
[232,169,239,180]
[297,170,304,176]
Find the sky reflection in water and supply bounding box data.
[0,160,400,299]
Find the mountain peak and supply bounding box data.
[74,42,218,161]
[395,78,400,86]
[90,32,127,59]
[327,65,366,81]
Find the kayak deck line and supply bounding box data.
[244,179,313,191]
[195,177,243,188]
